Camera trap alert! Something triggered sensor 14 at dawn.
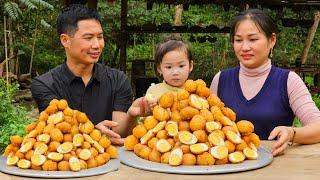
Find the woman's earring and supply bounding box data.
[270,48,273,58]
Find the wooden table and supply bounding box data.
[1,141,320,180]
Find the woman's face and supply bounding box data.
[157,49,193,88]
[233,19,276,69]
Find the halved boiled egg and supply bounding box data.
[73,134,84,147]
[243,147,258,160]
[205,121,222,132]
[228,151,245,163]
[47,152,64,161]
[83,134,95,144]
[93,141,104,153]
[57,142,73,154]
[189,94,209,110]
[169,148,183,166]
[155,139,172,153]
[208,133,225,146]
[19,141,34,153]
[6,155,19,166]
[31,154,46,166]
[34,143,48,155]
[69,156,81,171]
[47,111,64,124]
[210,145,228,160]
[17,159,31,169]
[79,149,92,160]
[152,121,167,133]
[190,143,209,154]
[36,134,50,144]
[140,130,154,145]
[165,121,178,137]
[178,131,197,145]
[225,130,242,144]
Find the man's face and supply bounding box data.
[61,19,105,65]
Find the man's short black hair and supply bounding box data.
[56,4,102,36]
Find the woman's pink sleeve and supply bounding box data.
[209,71,221,95]
[288,71,320,125]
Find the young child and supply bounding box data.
[128,36,194,117]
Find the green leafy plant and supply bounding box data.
[0,79,32,152]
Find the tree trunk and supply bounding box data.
[87,0,97,9]
[301,10,320,65]
[174,5,183,37]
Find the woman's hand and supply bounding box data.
[268,126,295,156]
[95,120,124,145]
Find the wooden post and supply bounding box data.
[174,5,183,37]
[119,0,128,72]
[87,0,97,9]
[301,10,320,65]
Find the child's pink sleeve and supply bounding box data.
[288,71,320,125]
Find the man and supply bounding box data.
[31,4,133,145]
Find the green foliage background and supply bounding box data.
[0,79,32,152]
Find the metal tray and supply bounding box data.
[0,156,119,178]
[120,147,273,174]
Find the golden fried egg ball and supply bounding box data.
[10,135,23,146]
[195,79,206,87]
[63,107,74,117]
[196,152,215,165]
[99,135,111,149]
[159,92,174,108]
[179,99,189,110]
[106,145,118,159]
[236,120,254,135]
[221,107,236,121]
[207,94,224,107]
[152,105,170,121]
[180,106,199,120]
[182,153,197,165]
[58,160,70,171]
[171,110,182,122]
[124,135,139,150]
[189,115,206,131]
[148,148,161,163]
[193,130,208,143]
[56,122,72,134]
[147,137,159,149]
[177,89,190,101]
[178,121,190,131]
[143,116,158,130]
[57,99,68,111]
[50,128,64,142]
[160,152,170,164]
[196,86,210,98]
[184,80,197,93]
[132,124,147,139]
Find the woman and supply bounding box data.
[210,9,320,156]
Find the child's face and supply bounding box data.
[157,49,193,88]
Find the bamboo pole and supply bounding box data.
[301,10,320,65]
[4,16,9,85]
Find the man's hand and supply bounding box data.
[95,120,123,145]
[268,126,295,156]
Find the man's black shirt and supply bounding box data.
[31,63,133,125]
